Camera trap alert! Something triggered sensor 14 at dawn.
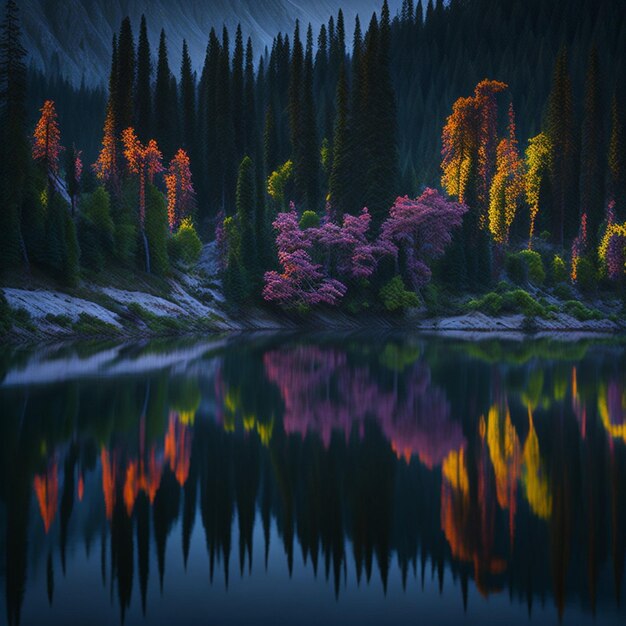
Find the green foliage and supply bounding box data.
[468,289,548,318]
[145,185,169,276]
[45,313,72,328]
[78,187,114,272]
[299,210,320,230]
[562,300,603,321]
[551,255,568,284]
[379,276,420,312]
[169,217,202,266]
[267,160,293,208]
[553,282,574,301]
[575,257,597,294]
[507,250,545,285]
[42,193,80,286]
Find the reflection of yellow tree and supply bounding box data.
[487,404,521,543]
[598,381,626,443]
[221,385,274,446]
[522,408,552,519]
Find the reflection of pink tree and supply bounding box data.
[263,345,464,466]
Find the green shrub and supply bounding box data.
[45,313,72,328]
[145,184,170,276]
[169,217,202,266]
[115,222,137,263]
[379,276,420,312]
[299,210,320,230]
[551,255,568,284]
[563,300,603,321]
[506,253,525,285]
[502,289,546,317]
[73,313,119,336]
[79,187,114,272]
[467,292,503,316]
[575,258,597,294]
[506,250,545,285]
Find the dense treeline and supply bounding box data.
[1,0,625,315]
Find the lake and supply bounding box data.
[1,333,625,625]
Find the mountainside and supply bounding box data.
[18,0,401,86]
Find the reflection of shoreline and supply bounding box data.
[2,339,626,623]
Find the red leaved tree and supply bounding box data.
[121,127,164,272]
[165,149,195,231]
[93,105,119,192]
[32,99,63,182]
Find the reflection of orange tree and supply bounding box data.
[33,460,58,533]
[99,411,193,520]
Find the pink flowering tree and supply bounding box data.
[263,206,347,309]
[379,188,468,290]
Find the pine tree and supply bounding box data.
[288,21,304,205]
[264,103,279,174]
[301,24,319,211]
[155,29,176,162]
[580,47,605,247]
[135,15,152,142]
[608,91,625,220]
[232,25,246,160]
[180,39,196,159]
[0,0,28,268]
[546,47,578,246]
[236,155,256,280]
[216,26,236,212]
[329,64,350,216]
[116,17,135,134]
[244,37,256,159]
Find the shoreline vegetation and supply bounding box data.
[1,1,625,337]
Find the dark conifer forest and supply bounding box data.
[1,0,626,319]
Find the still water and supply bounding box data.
[1,333,625,625]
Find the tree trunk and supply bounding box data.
[142,229,151,274]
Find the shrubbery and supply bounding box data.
[169,217,202,266]
[379,276,420,312]
[551,255,568,284]
[506,250,545,285]
[467,289,548,318]
[145,184,170,276]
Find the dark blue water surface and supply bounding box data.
[1,333,626,625]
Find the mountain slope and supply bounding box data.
[18,0,401,86]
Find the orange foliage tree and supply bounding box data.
[93,105,119,191]
[32,99,63,178]
[165,149,195,231]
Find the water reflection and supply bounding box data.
[1,335,625,624]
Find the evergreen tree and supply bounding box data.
[0,0,28,268]
[580,47,605,247]
[545,47,578,246]
[244,37,256,159]
[135,15,152,142]
[609,90,625,220]
[236,155,256,280]
[232,25,245,161]
[329,63,350,216]
[288,21,304,206]
[216,27,236,212]
[264,103,279,174]
[180,39,196,159]
[116,17,135,133]
[301,25,319,211]
[154,29,176,162]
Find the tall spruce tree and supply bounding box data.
[244,37,256,159]
[232,25,245,161]
[116,17,135,134]
[202,28,221,217]
[329,63,350,216]
[0,0,28,268]
[608,90,625,220]
[154,29,176,162]
[580,47,605,246]
[545,47,578,246]
[216,26,236,212]
[235,155,256,282]
[180,39,196,159]
[301,25,319,211]
[135,15,152,142]
[288,21,304,206]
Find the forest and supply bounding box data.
[1,0,625,323]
